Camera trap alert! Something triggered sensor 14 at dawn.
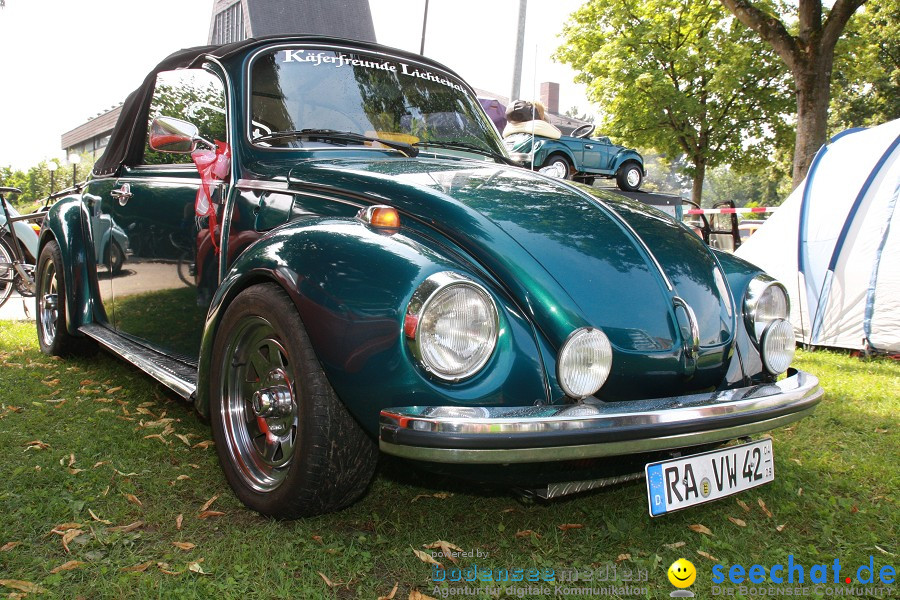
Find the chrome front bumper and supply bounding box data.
[379,370,823,464]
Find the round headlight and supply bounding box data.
[761,319,795,374]
[407,273,498,381]
[557,328,613,399]
[745,278,789,343]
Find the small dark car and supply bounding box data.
[36,36,821,518]
[504,124,645,190]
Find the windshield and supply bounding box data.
[249,46,505,157]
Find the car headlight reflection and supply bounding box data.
[406,272,499,381]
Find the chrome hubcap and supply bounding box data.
[626,168,641,187]
[220,317,298,492]
[39,263,58,347]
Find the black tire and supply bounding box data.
[35,240,96,356]
[109,241,125,275]
[0,237,15,309]
[544,154,573,180]
[616,161,643,191]
[210,283,378,518]
[575,175,596,186]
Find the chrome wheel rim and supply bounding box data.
[39,262,59,347]
[220,316,298,492]
[626,168,641,188]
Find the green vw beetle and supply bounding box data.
[36,36,822,519]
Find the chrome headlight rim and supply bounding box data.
[557,326,614,400]
[405,271,499,382]
[760,318,795,375]
[743,276,790,346]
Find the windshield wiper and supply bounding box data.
[252,128,418,157]
[414,140,515,165]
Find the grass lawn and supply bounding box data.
[0,320,896,599]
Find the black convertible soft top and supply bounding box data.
[92,35,470,177]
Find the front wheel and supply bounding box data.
[616,161,643,191]
[210,283,378,518]
[544,155,573,180]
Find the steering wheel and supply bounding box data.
[571,124,595,139]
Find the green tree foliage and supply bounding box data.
[0,154,95,209]
[830,0,899,131]
[719,0,867,189]
[556,0,792,204]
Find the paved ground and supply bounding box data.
[0,293,33,321]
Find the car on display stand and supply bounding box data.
[35,35,821,518]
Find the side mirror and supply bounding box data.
[149,116,201,153]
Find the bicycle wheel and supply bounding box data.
[0,237,15,309]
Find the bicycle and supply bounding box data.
[0,186,48,311]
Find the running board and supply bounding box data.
[79,324,197,400]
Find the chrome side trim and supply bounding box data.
[379,406,816,464]
[79,324,197,400]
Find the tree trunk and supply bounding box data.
[691,160,707,205]
[791,58,833,188]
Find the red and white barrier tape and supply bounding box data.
[685,207,775,215]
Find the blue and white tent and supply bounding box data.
[736,119,900,353]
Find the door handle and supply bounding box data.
[584,144,593,149]
[110,183,132,206]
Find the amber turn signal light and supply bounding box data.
[357,205,400,229]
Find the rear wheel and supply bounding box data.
[35,240,95,356]
[616,161,643,191]
[210,283,378,518]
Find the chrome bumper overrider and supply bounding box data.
[379,370,823,464]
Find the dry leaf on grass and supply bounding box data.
[664,541,686,550]
[1,542,21,552]
[689,524,713,536]
[515,530,540,539]
[49,522,81,534]
[197,511,225,519]
[875,545,896,557]
[61,529,84,553]
[409,590,437,600]
[377,581,399,600]
[124,493,143,507]
[121,561,154,572]
[88,509,111,525]
[757,497,774,518]
[728,517,747,528]
[557,523,584,531]
[776,524,787,532]
[192,440,214,449]
[23,440,49,451]
[188,560,210,575]
[176,475,190,481]
[107,386,123,394]
[0,580,46,594]
[157,562,182,576]
[176,514,184,530]
[697,550,719,561]
[736,498,751,513]
[413,548,442,568]
[199,495,219,512]
[312,535,323,544]
[143,434,168,444]
[108,521,143,534]
[172,542,196,551]
[411,492,452,502]
[50,560,84,574]
[423,540,463,564]
[318,571,336,588]
[616,553,632,562]
[175,434,191,446]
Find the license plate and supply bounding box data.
[645,439,774,516]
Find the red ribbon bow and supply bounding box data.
[191,140,230,254]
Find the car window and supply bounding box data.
[143,68,227,165]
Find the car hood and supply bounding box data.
[268,157,736,395]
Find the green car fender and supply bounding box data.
[534,139,576,168]
[194,216,548,432]
[39,195,104,335]
[611,149,645,173]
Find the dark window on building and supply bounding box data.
[211,2,244,45]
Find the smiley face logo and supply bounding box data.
[668,558,696,588]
